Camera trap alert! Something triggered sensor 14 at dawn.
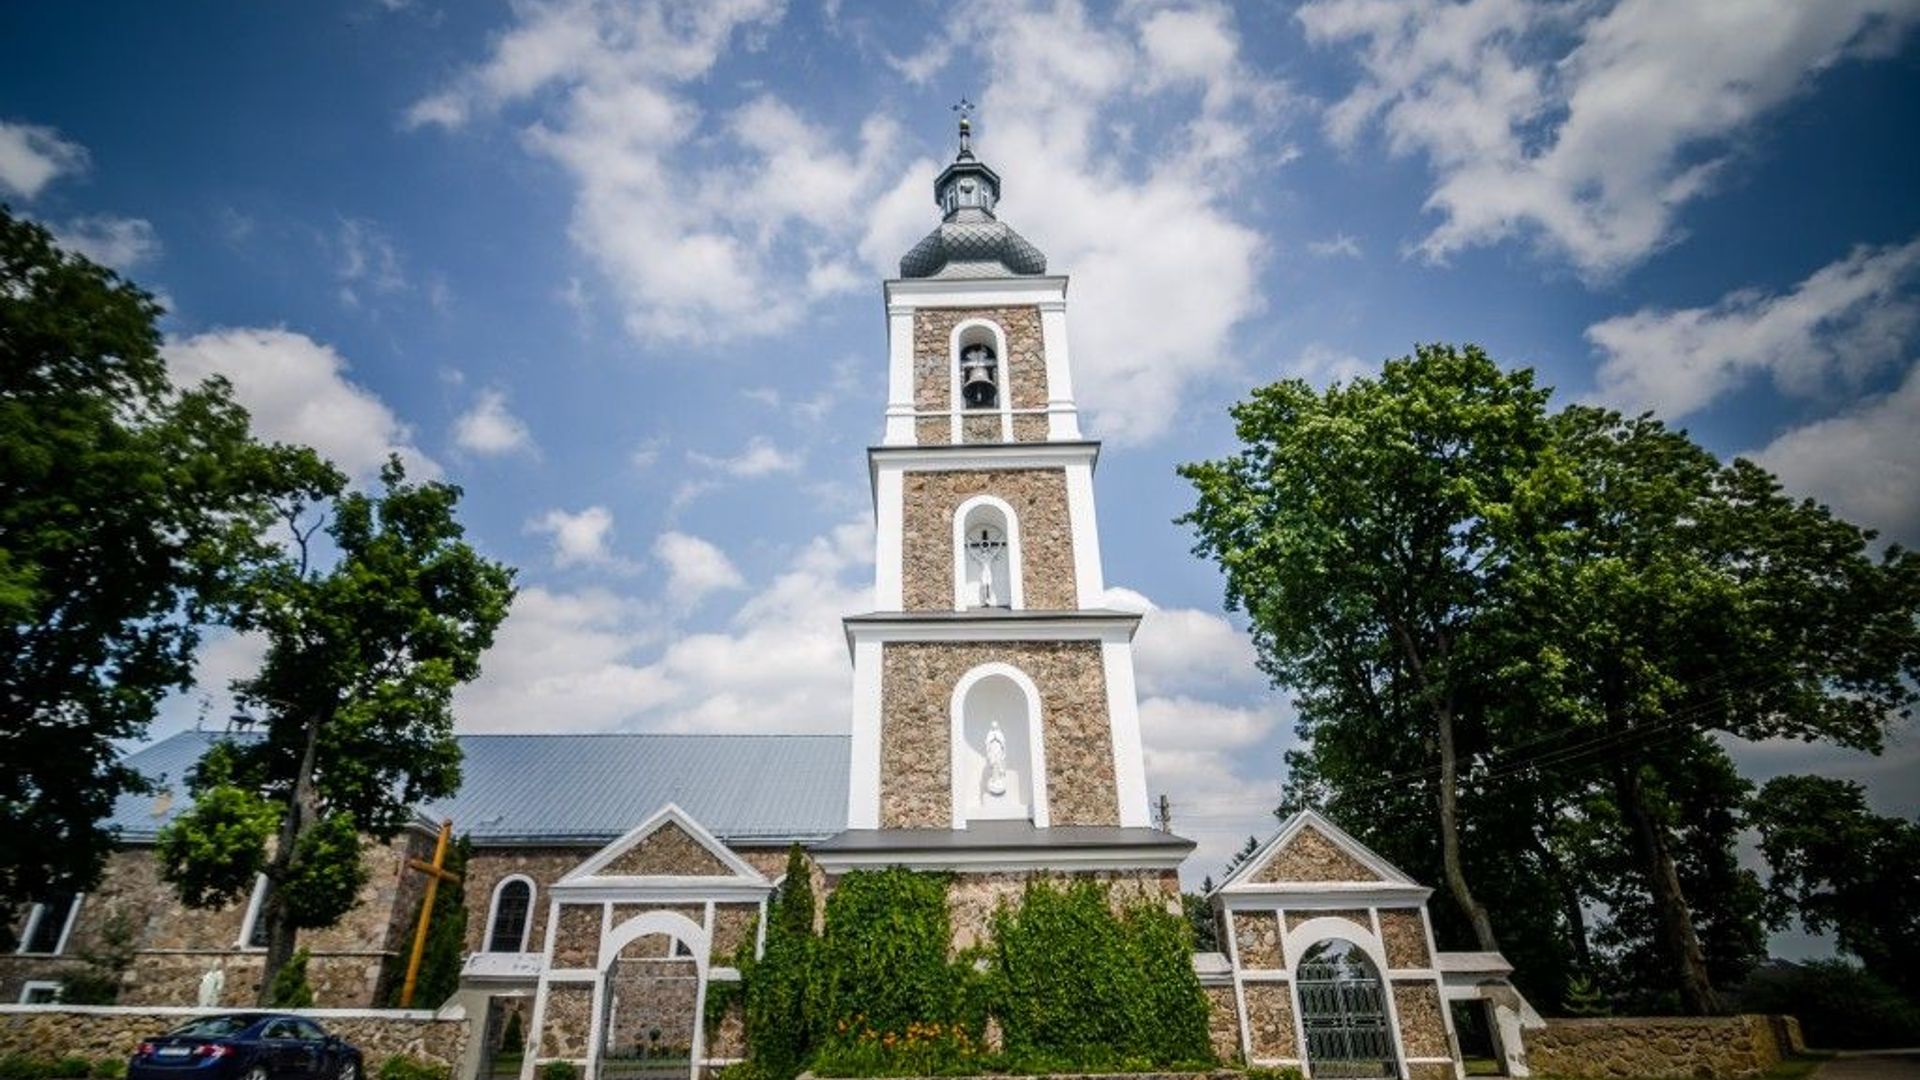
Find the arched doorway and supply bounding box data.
[597,913,708,1080]
[1295,938,1398,1078]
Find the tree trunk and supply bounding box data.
[1528,828,1592,971]
[1613,761,1719,1014]
[257,712,324,1005]
[1436,702,1500,952]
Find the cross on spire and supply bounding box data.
[951,97,976,158]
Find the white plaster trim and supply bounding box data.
[847,636,884,830]
[1064,459,1105,605]
[17,982,60,1004]
[947,662,1051,830]
[874,468,904,608]
[884,307,916,446]
[234,877,268,951]
[1100,640,1149,828]
[951,494,1025,611]
[1038,302,1081,440]
[1281,914,1386,975]
[870,441,1097,477]
[1221,883,1433,905]
[596,908,711,1080]
[560,803,766,885]
[811,846,1186,874]
[550,881,771,904]
[845,612,1139,648]
[483,874,537,954]
[1218,808,1422,893]
[884,276,1069,311]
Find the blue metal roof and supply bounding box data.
[109,730,850,845]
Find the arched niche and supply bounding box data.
[1292,937,1400,1078]
[952,495,1023,610]
[949,319,1010,419]
[949,663,1050,827]
[597,909,710,1080]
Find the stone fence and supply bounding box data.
[1526,1014,1804,1079]
[0,1005,471,1066]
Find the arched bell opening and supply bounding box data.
[598,914,708,1080]
[950,665,1047,827]
[1294,938,1399,1078]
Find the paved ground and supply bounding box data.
[1815,1051,1920,1079]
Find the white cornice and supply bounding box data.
[550,880,772,904]
[812,845,1185,874]
[884,275,1069,311]
[869,441,1098,479]
[843,611,1140,653]
[1218,884,1434,905]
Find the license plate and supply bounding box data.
[156,1047,190,1058]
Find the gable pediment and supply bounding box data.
[1221,809,1423,894]
[562,803,766,884]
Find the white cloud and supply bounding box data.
[0,120,88,200]
[1307,233,1362,259]
[453,387,537,456]
[689,435,801,477]
[1101,585,1265,699]
[653,531,745,607]
[1284,342,1373,386]
[164,327,439,482]
[1300,0,1920,277]
[630,435,666,470]
[52,215,160,272]
[335,217,406,307]
[1589,236,1920,417]
[528,505,625,568]
[453,585,677,732]
[1749,362,1920,549]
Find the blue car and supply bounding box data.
[127,1013,363,1080]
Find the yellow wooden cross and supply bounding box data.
[400,818,461,1008]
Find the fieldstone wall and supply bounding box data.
[460,846,597,956]
[710,904,759,963]
[539,983,594,1059]
[1392,980,1450,1058]
[944,869,1178,951]
[552,904,601,968]
[1379,908,1430,969]
[1255,825,1381,883]
[609,906,704,959]
[1202,985,1241,1064]
[600,822,730,877]
[1,832,429,1008]
[900,468,1077,611]
[1242,981,1298,1059]
[911,307,1047,447]
[879,641,1115,828]
[708,997,746,1059]
[1230,910,1283,970]
[603,963,697,1057]
[1284,908,1369,935]
[1527,1016,1791,1080]
[0,1006,468,1064]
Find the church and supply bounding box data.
[3,120,1534,1080]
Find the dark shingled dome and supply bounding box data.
[899,207,1048,279]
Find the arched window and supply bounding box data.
[953,496,1023,610]
[486,876,535,953]
[950,321,1009,421]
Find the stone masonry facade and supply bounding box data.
[944,869,1179,951]
[599,822,730,877]
[879,640,1116,828]
[1,829,432,1008]
[901,467,1077,610]
[1255,823,1381,883]
[911,306,1048,447]
[0,1007,468,1065]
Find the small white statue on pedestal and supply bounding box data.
[985,721,1009,797]
[196,965,225,1007]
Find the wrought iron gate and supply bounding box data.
[1296,940,1398,1078]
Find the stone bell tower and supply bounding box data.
[820,115,1188,882]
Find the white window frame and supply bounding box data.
[15,894,83,956]
[236,875,269,951]
[483,874,537,953]
[951,494,1025,611]
[18,980,61,1005]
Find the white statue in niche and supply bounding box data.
[985,721,1009,796]
[197,965,225,1007]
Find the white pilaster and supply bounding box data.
[874,465,904,610]
[884,304,916,446]
[847,637,884,829]
[1101,640,1151,828]
[1039,300,1082,440]
[1064,459,1106,606]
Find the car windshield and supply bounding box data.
[166,1015,256,1037]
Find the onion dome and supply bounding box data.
[898,115,1048,279]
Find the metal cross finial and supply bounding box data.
[952,97,976,155]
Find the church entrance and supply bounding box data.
[596,921,706,1080]
[1296,938,1399,1078]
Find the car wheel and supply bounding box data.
[240,1067,269,1080]
[337,1059,359,1080]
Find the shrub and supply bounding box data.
[376,1057,450,1080]
[742,844,818,1078]
[536,1062,579,1080]
[87,1061,125,1080]
[1737,959,1920,1049]
[1243,1068,1305,1080]
[814,868,984,1060]
[989,880,1212,1068]
[47,1060,90,1080]
[500,1009,525,1054]
[269,946,315,1008]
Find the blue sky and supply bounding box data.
[4,0,1919,901]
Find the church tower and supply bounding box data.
[821,116,1189,885]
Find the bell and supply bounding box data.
[960,344,997,409]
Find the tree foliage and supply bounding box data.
[0,206,330,919]
[742,844,820,1078]
[157,460,515,1002]
[1181,343,1920,1014]
[1751,775,1920,999]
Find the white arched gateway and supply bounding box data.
[518,805,774,1080]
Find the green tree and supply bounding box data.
[1751,775,1920,998]
[0,206,331,919]
[158,461,515,1002]
[744,844,819,1077]
[1181,345,1554,954]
